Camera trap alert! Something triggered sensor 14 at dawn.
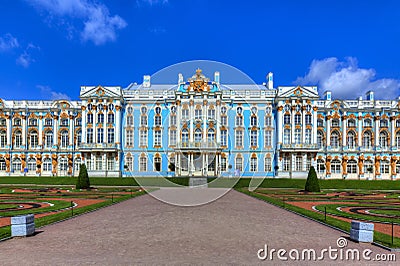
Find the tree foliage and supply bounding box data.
[76,164,90,189]
[305,166,320,192]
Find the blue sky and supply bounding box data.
[0,0,399,100]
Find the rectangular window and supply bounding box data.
[250,157,257,172]
[127,116,133,126]
[295,155,302,171]
[235,130,243,147]
[236,116,243,127]
[140,130,147,147]
[208,109,215,120]
[0,132,6,147]
[87,128,93,144]
[140,157,147,172]
[96,155,102,170]
[126,130,133,146]
[221,116,227,126]
[264,157,271,172]
[140,115,147,126]
[154,116,161,126]
[97,128,104,143]
[305,114,312,125]
[306,156,311,171]
[221,157,227,172]
[235,157,243,172]
[170,115,177,126]
[265,116,272,127]
[283,156,290,171]
[169,129,176,146]
[154,130,162,147]
[380,162,389,174]
[264,130,272,147]
[0,160,5,171]
[220,130,227,147]
[250,130,257,147]
[182,109,189,120]
[107,128,115,144]
[107,156,114,171]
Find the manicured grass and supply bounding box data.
[0,204,20,210]
[238,188,400,248]
[2,176,400,190]
[369,209,400,216]
[0,200,72,217]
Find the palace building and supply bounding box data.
[0,69,399,179]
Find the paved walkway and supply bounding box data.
[0,189,396,265]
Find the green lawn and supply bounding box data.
[1,176,400,190]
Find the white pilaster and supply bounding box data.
[277,107,283,144]
[38,115,43,146]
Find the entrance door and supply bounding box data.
[193,153,202,171]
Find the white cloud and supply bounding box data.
[294,57,400,100]
[37,85,71,100]
[0,33,19,52]
[16,43,40,68]
[26,0,127,45]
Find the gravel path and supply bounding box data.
[0,189,396,265]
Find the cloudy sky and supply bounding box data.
[0,0,399,100]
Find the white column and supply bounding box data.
[342,115,347,147]
[54,117,58,145]
[6,115,11,146]
[291,109,295,143]
[70,115,74,147]
[312,107,318,144]
[374,113,379,147]
[302,109,306,143]
[216,99,220,145]
[358,114,362,146]
[391,115,395,146]
[116,107,121,145]
[326,115,331,147]
[38,115,43,146]
[277,107,283,144]
[22,113,26,146]
[82,107,87,143]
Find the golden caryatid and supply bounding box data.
[187,68,210,92]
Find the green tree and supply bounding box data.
[76,164,90,189]
[305,166,320,192]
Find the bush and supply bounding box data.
[76,164,90,189]
[305,166,320,192]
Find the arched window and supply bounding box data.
[331,159,341,174]
[60,130,69,148]
[182,129,189,146]
[139,155,147,172]
[0,130,6,147]
[347,159,357,174]
[364,160,373,174]
[380,160,390,174]
[363,131,372,149]
[125,155,133,171]
[330,131,340,149]
[250,155,257,172]
[74,157,81,172]
[45,131,53,148]
[317,159,325,173]
[347,131,356,149]
[194,128,202,146]
[154,155,161,172]
[379,131,388,148]
[264,156,271,172]
[59,157,68,171]
[14,130,22,148]
[29,131,38,148]
[235,156,243,172]
[27,158,36,172]
[43,158,52,172]
[12,158,21,172]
